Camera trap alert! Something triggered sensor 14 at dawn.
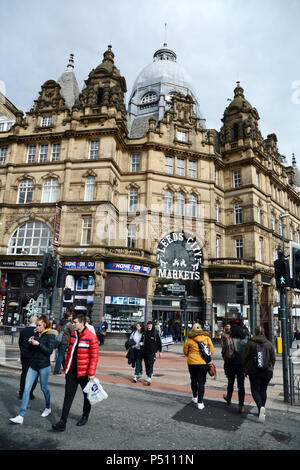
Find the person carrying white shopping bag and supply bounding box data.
[83,377,108,405]
[52,313,99,432]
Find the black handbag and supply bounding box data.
[198,340,211,363]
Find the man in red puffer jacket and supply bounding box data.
[52,313,99,432]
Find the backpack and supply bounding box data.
[253,342,270,370]
[223,337,235,361]
[54,321,70,348]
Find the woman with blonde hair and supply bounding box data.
[183,323,214,410]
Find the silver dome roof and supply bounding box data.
[128,45,204,137]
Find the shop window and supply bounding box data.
[76,277,89,291]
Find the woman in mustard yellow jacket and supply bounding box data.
[183,323,214,410]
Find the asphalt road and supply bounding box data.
[1,369,300,455]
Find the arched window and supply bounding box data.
[42,178,59,203]
[164,190,173,214]
[8,221,52,255]
[176,192,185,216]
[18,179,33,204]
[140,92,157,104]
[189,194,197,217]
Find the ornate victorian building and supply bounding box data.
[0,45,299,339]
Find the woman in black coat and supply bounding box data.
[10,315,56,424]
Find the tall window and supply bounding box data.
[215,168,219,185]
[41,116,52,127]
[215,202,220,222]
[271,214,275,231]
[259,238,263,262]
[39,144,48,162]
[165,155,174,174]
[84,176,95,201]
[216,236,221,258]
[189,194,197,217]
[42,178,59,203]
[188,160,196,178]
[0,147,7,165]
[233,169,241,188]
[8,221,52,255]
[18,180,33,204]
[27,145,36,163]
[235,239,243,258]
[234,203,242,224]
[177,158,185,176]
[127,225,136,248]
[81,217,92,245]
[51,143,60,162]
[131,154,140,172]
[257,207,261,224]
[176,192,185,216]
[164,190,173,214]
[128,188,138,212]
[89,140,99,159]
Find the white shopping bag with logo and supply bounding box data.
[83,377,108,405]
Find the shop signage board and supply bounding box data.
[161,335,174,347]
[157,232,203,280]
[62,261,95,270]
[167,283,186,293]
[105,296,146,306]
[106,263,151,275]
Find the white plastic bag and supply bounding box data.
[83,378,108,405]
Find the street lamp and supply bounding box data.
[278,213,290,402]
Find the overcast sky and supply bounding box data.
[1,0,299,166]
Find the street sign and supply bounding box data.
[167,283,186,293]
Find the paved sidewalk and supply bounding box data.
[1,339,300,415]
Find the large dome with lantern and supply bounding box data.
[128,44,205,137]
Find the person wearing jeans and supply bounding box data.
[140,321,162,385]
[10,315,56,424]
[18,315,38,399]
[244,325,276,422]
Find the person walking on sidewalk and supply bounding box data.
[18,315,38,400]
[244,325,276,423]
[98,316,108,346]
[140,321,162,385]
[10,315,56,424]
[52,313,99,432]
[130,322,145,382]
[53,312,73,375]
[183,323,214,410]
[222,323,248,413]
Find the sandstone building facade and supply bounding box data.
[0,45,299,340]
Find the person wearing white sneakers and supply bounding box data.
[10,315,56,425]
[244,325,276,423]
[183,323,214,410]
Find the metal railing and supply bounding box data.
[289,352,300,405]
[0,325,21,345]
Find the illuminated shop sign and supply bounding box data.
[157,232,203,281]
[106,263,151,275]
[62,261,95,270]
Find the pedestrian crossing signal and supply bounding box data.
[274,254,290,289]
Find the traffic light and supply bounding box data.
[180,297,187,310]
[236,279,248,304]
[41,253,55,289]
[64,288,72,301]
[292,248,300,289]
[274,252,291,289]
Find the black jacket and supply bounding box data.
[141,327,162,355]
[19,325,37,359]
[29,329,56,371]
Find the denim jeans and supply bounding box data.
[134,349,143,376]
[54,343,68,373]
[20,366,51,417]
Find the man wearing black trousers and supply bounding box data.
[52,313,99,431]
[18,316,38,400]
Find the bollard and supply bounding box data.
[277,337,282,354]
